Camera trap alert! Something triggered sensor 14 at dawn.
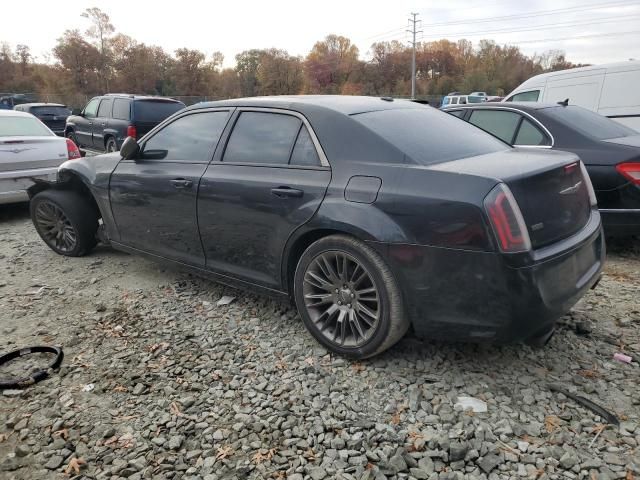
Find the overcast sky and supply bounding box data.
[3,0,640,67]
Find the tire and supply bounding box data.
[65,130,78,146]
[293,234,409,359]
[30,189,99,257]
[105,137,117,153]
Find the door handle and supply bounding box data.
[170,178,193,189]
[88,122,93,126]
[100,123,106,127]
[271,186,303,198]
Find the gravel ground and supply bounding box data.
[1,204,639,480]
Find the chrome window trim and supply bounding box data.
[599,209,640,213]
[233,107,330,168]
[463,105,555,147]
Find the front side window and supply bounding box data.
[141,111,230,162]
[112,99,131,120]
[507,90,540,102]
[83,98,100,118]
[97,99,113,118]
[514,118,550,146]
[469,110,521,144]
[223,112,301,165]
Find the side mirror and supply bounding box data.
[120,136,140,160]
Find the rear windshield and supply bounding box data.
[543,105,637,140]
[30,106,71,117]
[0,116,52,136]
[133,100,185,123]
[352,107,508,165]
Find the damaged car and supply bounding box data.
[28,96,604,358]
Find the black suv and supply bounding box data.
[14,103,71,136]
[65,94,185,153]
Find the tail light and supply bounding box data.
[126,125,137,139]
[66,138,81,160]
[579,161,598,206]
[616,162,640,185]
[484,183,531,253]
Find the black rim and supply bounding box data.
[34,201,77,253]
[302,250,381,348]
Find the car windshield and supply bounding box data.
[0,116,52,136]
[30,106,71,116]
[543,105,637,140]
[134,100,185,122]
[352,107,509,165]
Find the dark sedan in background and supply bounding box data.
[14,103,71,136]
[28,96,603,358]
[443,102,640,236]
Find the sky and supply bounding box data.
[3,0,640,67]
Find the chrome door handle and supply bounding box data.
[271,186,303,198]
[170,178,193,189]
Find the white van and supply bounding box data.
[503,61,640,131]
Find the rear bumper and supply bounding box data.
[600,209,640,236]
[379,211,605,343]
[0,168,58,205]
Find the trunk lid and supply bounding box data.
[431,148,593,249]
[0,136,68,172]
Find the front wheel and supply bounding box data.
[293,235,409,359]
[105,137,118,153]
[31,190,99,257]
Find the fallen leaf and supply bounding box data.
[0,433,6,443]
[53,428,69,440]
[252,448,276,464]
[351,362,365,373]
[544,415,561,433]
[275,359,287,370]
[113,385,128,393]
[626,470,635,480]
[215,445,234,460]
[64,457,86,475]
[304,357,314,366]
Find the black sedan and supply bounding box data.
[27,96,604,358]
[443,102,640,236]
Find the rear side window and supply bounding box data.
[133,100,184,123]
[353,108,508,165]
[0,116,52,136]
[507,90,540,102]
[112,99,131,120]
[448,110,465,118]
[141,111,230,162]
[223,112,301,165]
[543,105,637,140]
[290,126,321,166]
[97,99,113,118]
[515,119,549,146]
[469,110,520,144]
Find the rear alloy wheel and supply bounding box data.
[294,235,408,359]
[106,137,117,153]
[31,190,98,257]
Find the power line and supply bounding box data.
[417,14,640,39]
[417,0,640,28]
[407,13,422,99]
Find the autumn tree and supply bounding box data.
[53,29,101,93]
[81,7,115,91]
[305,35,361,93]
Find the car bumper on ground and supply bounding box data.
[378,211,605,344]
[0,168,58,205]
[600,208,640,236]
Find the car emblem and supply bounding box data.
[0,147,35,154]
[559,181,582,195]
[53,116,58,121]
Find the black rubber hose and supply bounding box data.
[0,346,64,390]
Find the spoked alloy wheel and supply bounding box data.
[34,200,78,253]
[303,250,381,348]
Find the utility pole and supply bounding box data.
[407,13,422,99]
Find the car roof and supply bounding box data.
[100,94,183,103]
[0,109,33,117]
[16,103,67,108]
[186,95,424,116]
[442,101,563,112]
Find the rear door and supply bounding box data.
[92,97,113,150]
[198,109,331,290]
[109,109,232,265]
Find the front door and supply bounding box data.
[92,97,113,150]
[109,109,232,265]
[198,109,331,290]
[75,97,100,148]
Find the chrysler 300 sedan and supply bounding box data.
[28,96,604,358]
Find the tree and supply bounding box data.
[235,49,265,97]
[81,7,115,91]
[305,35,360,93]
[173,48,206,95]
[257,49,304,95]
[53,29,101,93]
